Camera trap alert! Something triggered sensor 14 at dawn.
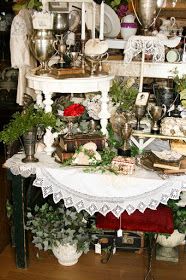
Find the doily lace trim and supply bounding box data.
[5,153,186,218]
[124,35,165,63]
[33,168,186,218]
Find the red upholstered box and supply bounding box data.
[96,206,174,234]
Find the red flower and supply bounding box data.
[64,104,85,117]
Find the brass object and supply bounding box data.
[148,105,166,134]
[134,105,146,131]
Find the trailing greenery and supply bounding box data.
[61,143,118,172]
[0,105,57,144]
[109,78,138,112]
[26,203,97,253]
[167,198,186,234]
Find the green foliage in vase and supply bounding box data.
[0,105,57,144]
[26,203,97,253]
[109,78,138,112]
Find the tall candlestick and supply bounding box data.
[99,1,104,40]
[92,1,96,39]
[81,2,86,41]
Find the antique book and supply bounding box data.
[55,145,74,163]
[153,161,181,171]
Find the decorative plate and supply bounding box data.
[96,4,121,38]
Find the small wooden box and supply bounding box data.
[59,134,106,153]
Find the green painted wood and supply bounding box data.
[11,173,27,268]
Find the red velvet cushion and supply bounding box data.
[96,206,174,234]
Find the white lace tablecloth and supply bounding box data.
[4,152,186,217]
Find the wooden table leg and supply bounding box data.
[10,172,27,268]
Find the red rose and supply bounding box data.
[64,104,85,117]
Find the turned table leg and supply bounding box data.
[99,87,111,137]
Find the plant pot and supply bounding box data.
[52,243,82,266]
[156,230,185,262]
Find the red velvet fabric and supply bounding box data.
[96,206,174,234]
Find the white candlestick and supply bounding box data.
[92,1,96,39]
[139,49,145,93]
[99,1,104,40]
[81,2,86,40]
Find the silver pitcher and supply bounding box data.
[132,0,164,33]
[29,29,57,74]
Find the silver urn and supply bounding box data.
[29,29,56,74]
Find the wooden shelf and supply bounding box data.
[132,131,186,141]
[103,60,186,79]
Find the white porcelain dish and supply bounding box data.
[96,4,121,38]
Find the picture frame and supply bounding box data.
[135,92,150,106]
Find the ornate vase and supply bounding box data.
[52,243,82,266]
[22,127,38,163]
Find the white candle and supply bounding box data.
[92,1,96,39]
[81,2,86,40]
[139,49,145,93]
[99,1,104,40]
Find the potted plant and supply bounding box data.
[156,198,186,262]
[0,104,57,161]
[26,203,97,266]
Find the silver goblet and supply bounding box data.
[118,123,133,156]
[54,35,67,66]
[134,105,146,131]
[148,105,166,134]
[63,116,78,139]
[70,51,80,68]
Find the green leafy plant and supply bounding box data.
[167,198,186,234]
[173,73,186,108]
[0,105,57,144]
[12,0,42,12]
[26,203,97,253]
[109,78,138,112]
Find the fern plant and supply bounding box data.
[0,105,57,144]
[109,78,138,112]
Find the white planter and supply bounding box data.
[157,230,185,248]
[156,230,185,262]
[52,243,82,266]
